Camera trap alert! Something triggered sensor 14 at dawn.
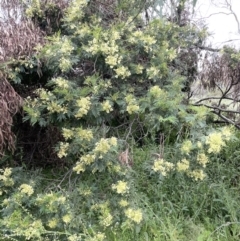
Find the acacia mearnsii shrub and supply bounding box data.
[0,0,236,240]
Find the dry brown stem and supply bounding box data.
[0,74,23,156]
[0,20,45,62]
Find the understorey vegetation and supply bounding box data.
[1,0,240,240]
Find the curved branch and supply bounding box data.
[193,103,240,114]
[195,45,220,52]
[213,110,240,129]
[194,96,235,104]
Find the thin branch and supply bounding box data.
[202,11,232,20]
[225,0,240,34]
[195,45,220,52]
[221,38,240,44]
[214,110,240,129]
[219,85,226,98]
[194,96,235,104]
[193,103,240,114]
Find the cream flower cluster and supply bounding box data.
[73,137,117,174]
[152,158,174,176]
[111,30,121,41]
[126,104,139,115]
[100,213,113,227]
[47,101,68,114]
[84,26,146,83]
[135,64,144,74]
[60,37,74,54]
[128,30,156,47]
[86,37,119,56]
[19,184,34,196]
[62,214,72,224]
[112,180,129,194]
[24,220,44,240]
[37,88,54,103]
[84,28,135,82]
[45,36,74,60]
[125,208,143,224]
[0,168,14,187]
[149,86,165,98]
[119,199,129,207]
[91,202,113,227]
[62,128,74,140]
[76,128,93,141]
[73,162,85,174]
[65,0,88,23]
[59,57,72,72]
[206,132,225,154]
[142,35,157,45]
[62,128,93,141]
[91,79,112,94]
[3,168,12,177]
[205,127,232,153]
[75,97,91,118]
[181,140,193,155]
[45,35,74,72]
[48,218,58,229]
[115,66,131,79]
[125,94,139,115]
[176,158,189,172]
[128,30,157,52]
[197,153,209,167]
[57,142,69,158]
[86,38,99,55]
[147,66,159,79]
[95,232,106,241]
[85,232,106,241]
[105,55,122,69]
[75,23,91,37]
[101,100,113,113]
[93,137,118,155]
[189,169,205,181]
[80,154,96,165]
[53,77,70,89]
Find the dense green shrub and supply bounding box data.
[0,0,239,240]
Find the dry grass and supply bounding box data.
[0,73,23,156]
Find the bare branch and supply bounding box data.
[221,39,240,44]
[195,45,220,52]
[193,103,240,114]
[209,0,240,34]
[202,11,232,19]
[225,0,240,34]
[213,110,240,129]
[194,96,235,104]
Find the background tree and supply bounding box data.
[191,0,240,128]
